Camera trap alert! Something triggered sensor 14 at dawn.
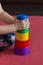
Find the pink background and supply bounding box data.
[0,16,43,65]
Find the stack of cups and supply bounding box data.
[14,14,30,56]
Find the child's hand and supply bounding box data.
[15,18,30,30]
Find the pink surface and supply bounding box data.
[0,16,43,65]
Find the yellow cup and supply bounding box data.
[16,32,29,41]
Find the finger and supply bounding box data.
[17,24,23,30]
[26,22,30,28]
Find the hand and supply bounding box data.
[15,18,30,30]
[21,19,30,29]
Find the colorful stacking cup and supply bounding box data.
[15,39,29,48]
[16,32,29,41]
[17,28,29,34]
[14,47,30,55]
[14,14,30,56]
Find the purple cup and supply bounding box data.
[14,47,30,56]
